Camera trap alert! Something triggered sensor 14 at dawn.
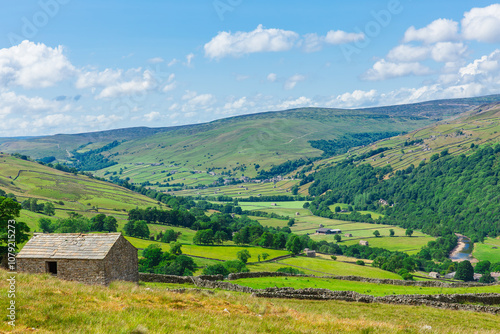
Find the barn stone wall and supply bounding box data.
[104,235,138,284]
[17,258,106,285]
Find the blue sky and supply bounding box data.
[1,0,500,136]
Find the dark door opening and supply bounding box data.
[46,261,57,275]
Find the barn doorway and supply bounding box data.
[46,261,57,275]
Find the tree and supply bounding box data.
[405,229,414,237]
[356,260,365,266]
[38,217,54,233]
[202,263,229,276]
[237,249,251,263]
[195,229,214,245]
[91,214,107,231]
[232,232,244,245]
[261,253,269,261]
[373,230,381,238]
[330,255,337,260]
[334,234,342,243]
[334,206,341,213]
[223,260,249,274]
[286,235,302,255]
[170,242,182,255]
[43,202,55,216]
[30,198,39,212]
[479,272,495,284]
[103,216,118,232]
[1,197,30,254]
[287,218,295,227]
[257,254,261,262]
[455,260,474,282]
[140,244,163,272]
[214,231,228,245]
[161,229,178,243]
[474,260,491,274]
[389,229,395,237]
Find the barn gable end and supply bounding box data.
[17,233,138,285]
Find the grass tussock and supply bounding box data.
[1,270,499,333]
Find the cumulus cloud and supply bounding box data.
[276,96,312,109]
[180,90,216,112]
[362,60,432,81]
[75,68,123,89]
[204,25,299,59]
[284,74,306,90]
[204,25,367,57]
[403,19,459,44]
[462,4,500,43]
[333,89,378,108]
[267,73,277,82]
[224,97,249,110]
[325,30,365,44]
[144,111,161,122]
[387,43,467,63]
[0,40,75,89]
[97,70,157,99]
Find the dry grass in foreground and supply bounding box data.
[0,270,499,334]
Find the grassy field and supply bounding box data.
[2,270,500,333]
[273,256,401,279]
[125,236,289,263]
[0,155,159,233]
[239,201,435,255]
[230,276,500,297]
[473,237,500,263]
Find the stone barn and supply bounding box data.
[17,233,138,285]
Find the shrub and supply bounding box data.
[356,260,365,266]
[276,267,305,275]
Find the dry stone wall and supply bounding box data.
[139,272,500,314]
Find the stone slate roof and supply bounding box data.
[17,233,122,260]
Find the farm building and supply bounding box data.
[344,233,353,237]
[359,240,369,246]
[429,272,440,279]
[316,228,342,234]
[303,248,316,257]
[17,233,138,285]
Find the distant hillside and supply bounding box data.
[4,94,500,163]
[0,153,159,230]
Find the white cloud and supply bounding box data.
[333,89,378,108]
[75,68,123,89]
[276,96,312,109]
[458,49,500,77]
[302,34,324,53]
[387,44,430,62]
[387,42,467,63]
[430,42,468,63]
[284,74,305,90]
[0,40,75,89]
[185,53,195,67]
[168,58,179,67]
[267,73,277,82]
[403,19,459,44]
[180,90,216,112]
[162,73,176,92]
[148,57,164,64]
[204,24,299,59]
[97,70,157,99]
[462,4,500,43]
[223,97,253,111]
[325,30,365,44]
[144,111,161,122]
[362,60,432,81]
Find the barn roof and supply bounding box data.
[17,233,123,260]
